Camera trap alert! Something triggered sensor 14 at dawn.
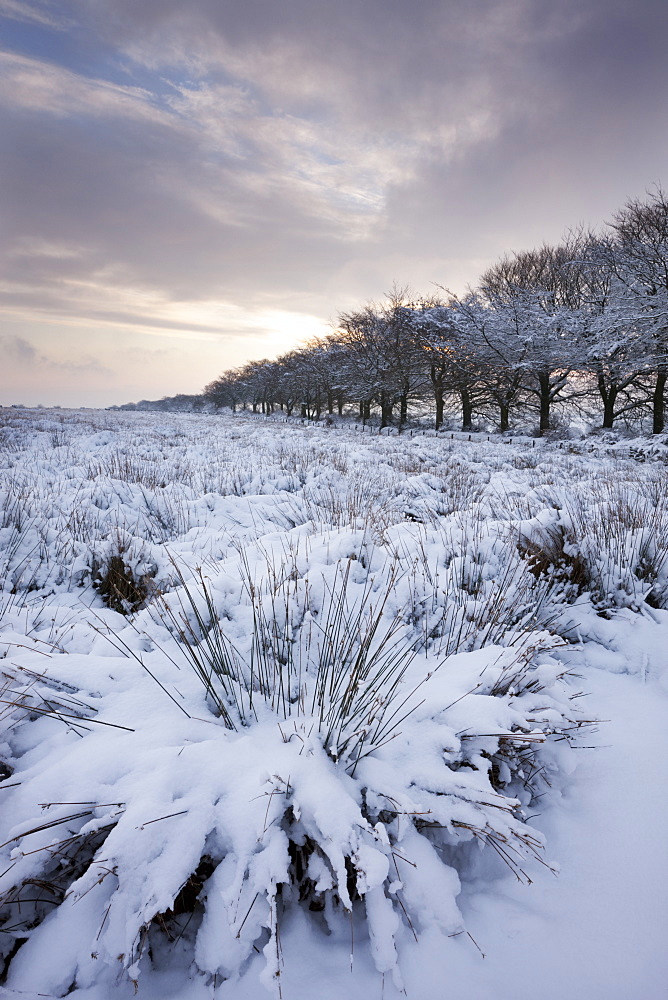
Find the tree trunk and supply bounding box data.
[380,393,393,429]
[499,400,509,433]
[327,390,334,415]
[434,387,444,430]
[301,403,307,418]
[399,391,408,431]
[652,364,667,434]
[602,396,616,428]
[338,397,344,416]
[460,387,473,432]
[430,366,445,430]
[597,370,617,428]
[538,372,551,435]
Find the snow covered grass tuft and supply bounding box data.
[0,409,664,996]
[153,554,429,764]
[0,630,579,995]
[518,481,668,610]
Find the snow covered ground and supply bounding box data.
[0,408,666,999]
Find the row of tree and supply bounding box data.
[204,189,668,434]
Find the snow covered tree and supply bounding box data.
[335,292,427,430]
[599,189,668,432]
[574,249,651,429]
[449,293,531,432]
[411,299,487,431]
[479,241,588,434]
[204,370,245,412]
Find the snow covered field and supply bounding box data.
[0,408,666,1000]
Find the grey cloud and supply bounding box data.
[2,335,39,362]
[0,334,111,373]
[0,65,376,312]
[1,0,667,406]
[74,0,649,123]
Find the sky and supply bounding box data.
[1,0,667,407]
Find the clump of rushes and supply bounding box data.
[0,549,586,997]
[152,556,423,768]
[517,483,668,609]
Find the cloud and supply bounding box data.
[0,0,69,29]
[0,50,179,122]
[2,334,38,362]
[0,333,112,374]
[1,0,667,405]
